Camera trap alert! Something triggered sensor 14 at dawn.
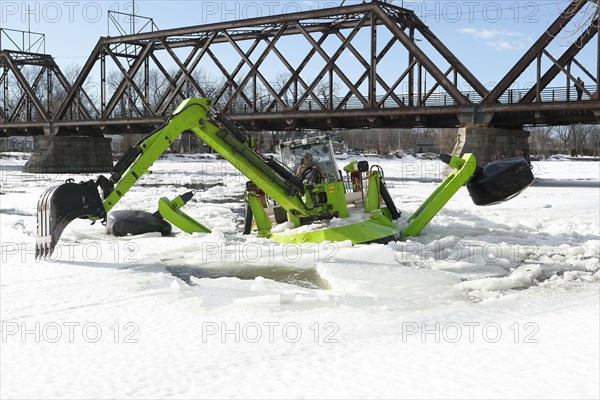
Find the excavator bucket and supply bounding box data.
[36,180,105,259]
[467,158,534,206]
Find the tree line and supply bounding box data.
[162,124,600,159]
[529,125,600,158]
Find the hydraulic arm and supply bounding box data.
[104,98,310,216]
[37,98,313,258]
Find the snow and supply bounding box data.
[272,209,373,236]
[1,155,599,399]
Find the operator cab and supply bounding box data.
[278,136,339,184]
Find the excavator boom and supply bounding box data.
[37,98,310,259]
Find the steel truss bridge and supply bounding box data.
[1,0,598,136]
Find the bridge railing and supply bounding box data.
[1,82,595,124]
[497,85,597,104]
[231,84,597,114]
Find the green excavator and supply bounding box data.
[36,98,534,259]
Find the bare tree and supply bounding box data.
[559,0,599,45]
[49,63,99,119]
[529,126,554,157]
[434,128,457,154]
[588,125,600,157]
[395,129,417,153]
[5,65,68,122]
[379,129,402,154]
[316,79,340,109]
[570,124,591,156]
[273,72,296,108]
[554,125,572,155]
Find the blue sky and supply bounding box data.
[0,0,597,92]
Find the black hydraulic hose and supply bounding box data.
[372,164,401,220]
[305,186,317,211]
[266,156,304,194]
[204,106,306,199]
[212,111,248,143]
[243,201,253,235]
[111,146,142,183]
[380,180,401,220]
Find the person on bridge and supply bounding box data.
[575,77,584,101]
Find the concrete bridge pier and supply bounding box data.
[23,136,113,174]
[452,127,530,165]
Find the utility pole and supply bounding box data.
[27,6,32,51]
[132,0,136,34]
